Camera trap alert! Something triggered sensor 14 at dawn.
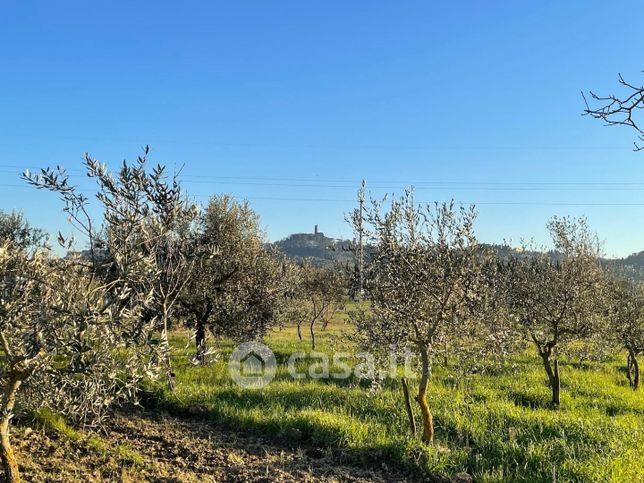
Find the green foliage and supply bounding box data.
[150,326,644,482]
[0,210,47,250]
[180,195,288,345]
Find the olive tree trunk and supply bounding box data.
[415,344,434,444]
[195,317,207,365]
[400,377,416,437]
[1,376,23,483]
[160,307,175,391]
[193,303,213,365]
[541,354,561,406]
[309,300,320,350]
[309,320,316,350]
[634,356,641,390]
[627,350,640,390]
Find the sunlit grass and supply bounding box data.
[151,320,644,482]
[34,408,144,466]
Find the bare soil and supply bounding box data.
[13,410,429,482]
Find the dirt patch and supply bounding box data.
[13,410,428,482]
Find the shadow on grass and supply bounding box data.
[141,381,613,482]
[138,386,435,480]
[507,390,550,410]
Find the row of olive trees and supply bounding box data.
[1,150,642,477]
[0,151,299,482]
[152,192,347,363]
[349,192,643,445]
[0,149,187,481]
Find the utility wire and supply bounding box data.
[2,185,644,206]
[4,174,644,191]
[3,166,644,206]
[3,164,644,186]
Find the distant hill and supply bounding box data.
[485,244,644,281]
[271,233,550,268]
[620,251,644,266]
[272,229,644,281]
[603,250,644,281]
[271,228,353,266]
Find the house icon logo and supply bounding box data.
[228,342,276,389]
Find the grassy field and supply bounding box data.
[139,319,644,483]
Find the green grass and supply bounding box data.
[35,408,144,466]
[152,322,644,482]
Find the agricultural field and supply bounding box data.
[3,5,644,482]
[3,158,643,483]
[14,319,644,482]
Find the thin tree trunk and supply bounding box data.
[415,345,434,444]
[310,300,318,350]
[634,356,640,390]
[0,418,18,483]
[443,339,449,367]
[627,352,634,388]
[296,322,303,341]
[310,319,316,350]
[552,359,561,406]
[1,376,23,483]
[161,310,175,391]
[401,377,416,437]
[541,353,560,406]
[195,316,206,365]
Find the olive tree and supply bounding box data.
[0,211,46,250]
[350,193,498,444]
[24,148,197,390]
[180,195,287,363]
[606,280,644,389]
[294,262,345,350]
[503,217,604,406]
[0,242,154,482]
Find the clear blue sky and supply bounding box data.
[1,1,643,257]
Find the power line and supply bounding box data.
[5,174,644,192]
[194,196,644,207]
[3,183,644,206]
[4,164,644,187]
[3,165,644,207]
[175,174,644,186]
[198,195,644,208]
